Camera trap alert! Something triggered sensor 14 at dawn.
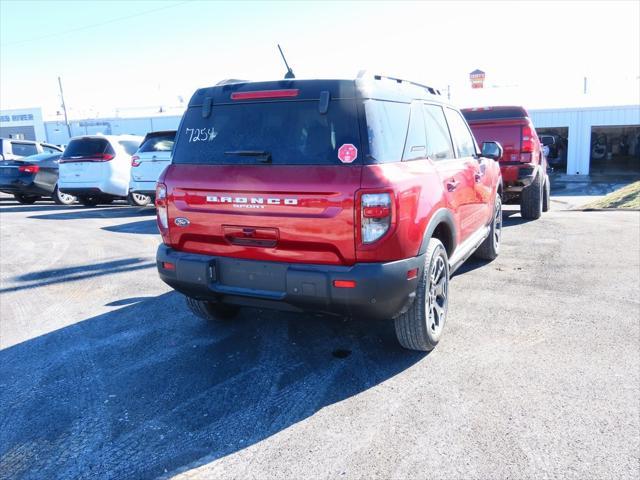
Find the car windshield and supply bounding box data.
[172,100,361,165]
[18,152,62,163]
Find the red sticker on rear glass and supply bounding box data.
[337,144,358,163]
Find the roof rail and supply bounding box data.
[356,70,442,96]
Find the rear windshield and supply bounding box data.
[139,132,175,153]
[462,107,528,122]
[172,100,361,165]
[11,142,38,157]
[63,138,114,158]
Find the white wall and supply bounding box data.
[0,107,46,141]
[530,105,640,175]
[45,115,183,145]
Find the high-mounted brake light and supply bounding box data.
[230,89,299,100]
[131,155,141,167]
[18,164,39,174]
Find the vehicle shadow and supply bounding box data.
[0,292,424,479]
[502,208,534,228]
[29,206,156,221]
[1,258,155,294]
[102,219,159,235]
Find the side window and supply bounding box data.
[402,102,427,161]
[445,108,477,158]
[364,100,410,163]
[422,104,455,160]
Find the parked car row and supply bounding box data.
[0,131,176,206]
[2,75,552,353]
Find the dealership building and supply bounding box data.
[1,103,638,177]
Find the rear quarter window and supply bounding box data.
[364,100,410,163]
[172,100,361,165]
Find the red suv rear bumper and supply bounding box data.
[157,244,425,320]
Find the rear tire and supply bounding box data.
[474,194,502,261]
[128,192,151,207]
[53,185,76,205]
[78,195,100,207]
[520,171,543,220]
[14,193,40,204]
[394,238,449,352]
[186,296,240,322]
[542,174,551,212]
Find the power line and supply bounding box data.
[1,0,192,47]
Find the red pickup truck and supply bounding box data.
[156,75,503,351]
[462,106,550,219]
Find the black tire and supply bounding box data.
[14,193,40,204]
[542,174,551,212]
[128,192,151,207]
[185,296,240,322]
[53,185,76,205]
[394,238,449,352]
[77,195,100,207]
[520,171,543,220]
[474,194,502,261]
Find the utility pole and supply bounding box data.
[58,76,72,138]
[583,76,588,95]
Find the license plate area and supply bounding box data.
[216,258,286,292]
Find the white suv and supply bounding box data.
[128,130,175,206]
[58,135,142,207]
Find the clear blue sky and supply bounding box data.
[1,0,639,119]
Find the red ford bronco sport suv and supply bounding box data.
[156,75,503,351]
[462,106,550,219]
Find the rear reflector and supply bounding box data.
[18,164,39,174]
[162,262,175,271]
[231,89,299,100]
[407,268,419,280]
[333,280,357,289]
[363,206,390,218]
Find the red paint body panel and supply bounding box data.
[161,164,362,265]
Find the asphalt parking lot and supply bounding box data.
[0,193,638,479]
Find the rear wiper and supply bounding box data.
[224,150,272,163]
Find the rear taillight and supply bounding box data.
[18,164,39,174]
[131,155,141,167]
[156,183,168,232]
[360,192,393,244]
[60,153,114,163]
[521,123,535,154]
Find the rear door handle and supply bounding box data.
[446,179,460,192]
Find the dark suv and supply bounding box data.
[156,75,503,351]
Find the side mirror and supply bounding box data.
[481,141,503,161]
[540,135,555,147]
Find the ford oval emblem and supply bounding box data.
[174,217,190,227]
